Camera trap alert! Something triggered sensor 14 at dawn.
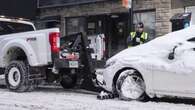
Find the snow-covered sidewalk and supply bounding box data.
[0,86,194,110]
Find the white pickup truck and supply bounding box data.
[0,17,76,92]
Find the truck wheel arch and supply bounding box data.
[1,40,39,67]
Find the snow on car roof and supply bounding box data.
[107,26,195,63]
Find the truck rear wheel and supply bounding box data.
[5,61,32,92]
[60,74,77,89]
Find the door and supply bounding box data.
[110,13,128,56]
[153,40,195,94]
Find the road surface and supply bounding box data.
[0,85,194,110]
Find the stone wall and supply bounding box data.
[39,1,128,36]
[39,1,127,18]
[39,0,172,37]
[133,0,172,36]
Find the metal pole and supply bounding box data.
[128,0,133,34]
[130,0,134,32]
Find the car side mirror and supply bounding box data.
[168,52,175,60]
[168,45,178,60]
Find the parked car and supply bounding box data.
[101,26,195,101]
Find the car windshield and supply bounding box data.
[0,21,34,35]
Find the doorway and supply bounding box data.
[64,14,129,59]
[109,13,129,56]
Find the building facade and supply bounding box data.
[37,0,195,58]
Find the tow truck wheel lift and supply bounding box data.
[53,32,104,92]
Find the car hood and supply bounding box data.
[107,26,195,64]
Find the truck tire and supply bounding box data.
[5,61,31,92]
[60,74,77,89]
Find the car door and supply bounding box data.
[153,38,195,94]
[180,37,195,93]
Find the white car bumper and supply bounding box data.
[102,62,123,92]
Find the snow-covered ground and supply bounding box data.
[0,74,195,110]
[0,85,194,110]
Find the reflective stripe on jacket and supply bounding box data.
[130,32,148,44]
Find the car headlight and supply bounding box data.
[105,60,116,68]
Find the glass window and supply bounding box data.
[0,21,34,35]
[133,11,156,40]
[187,37,195,42]
[87,22,96,35]
[66,17,85,35]
[186,6,195,25]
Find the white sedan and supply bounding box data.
[102,26,195,101]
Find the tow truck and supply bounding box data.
[0,16,103,92]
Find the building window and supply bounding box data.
[186,6,195,25]
[65,17,85,35]
[87,22,96,35]
[133,10,156,40]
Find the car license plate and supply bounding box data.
[69,61,79,68]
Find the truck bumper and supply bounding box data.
[54,59,80,69]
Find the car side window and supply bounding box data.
[187,37,195,51]
[0,21,34,35]
[187,37,195,42]
[0,21,10,35]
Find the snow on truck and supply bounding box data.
[0,16,98,92]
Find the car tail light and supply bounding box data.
[49,32,60,53]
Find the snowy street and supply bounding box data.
[0,85,195,110]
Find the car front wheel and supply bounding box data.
[116,69,146,101]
